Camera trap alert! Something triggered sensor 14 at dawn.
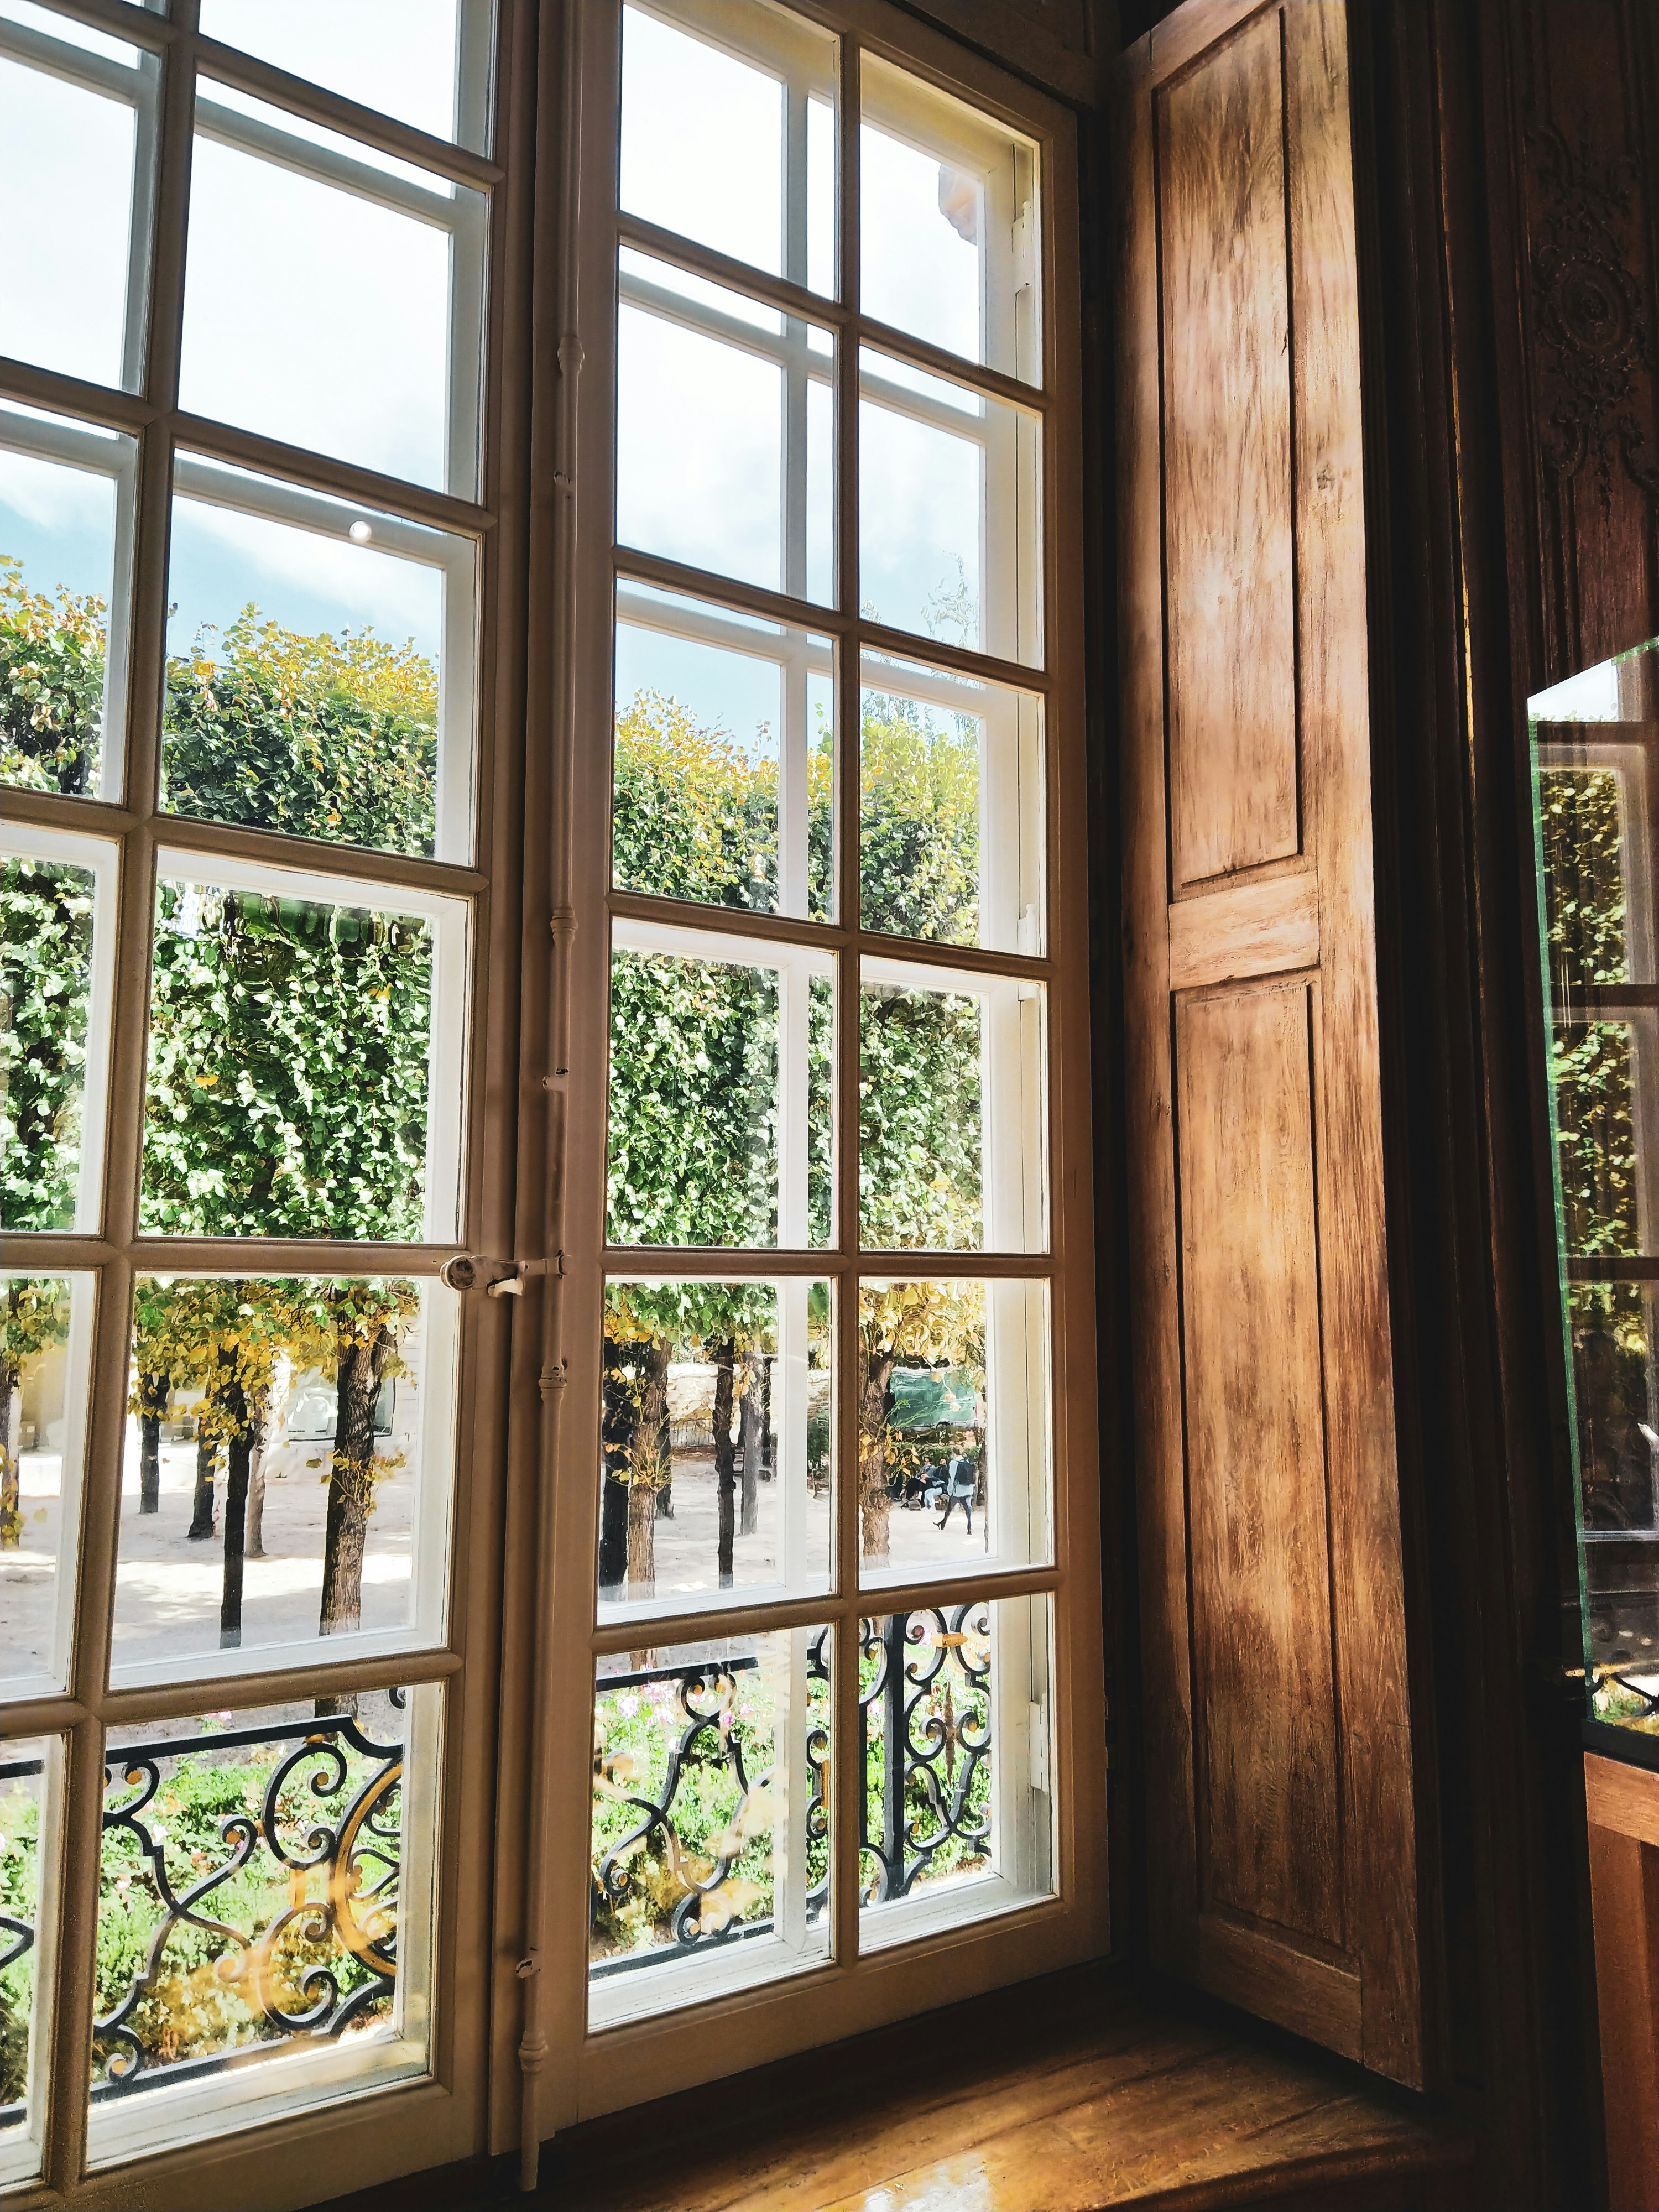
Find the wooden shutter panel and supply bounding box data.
[1117,0,1425,2086]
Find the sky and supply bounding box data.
[3,0,1005,709]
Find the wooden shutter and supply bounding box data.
[1115,0,1424,2085]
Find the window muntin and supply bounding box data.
[597,0,1068,2029]
[0,4,155,392]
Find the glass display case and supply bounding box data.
[1531,635,1659,1733]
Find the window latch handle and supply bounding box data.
[439,1254,560,1296]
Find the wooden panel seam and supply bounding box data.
[1168,872,1319,989]
[1198,1912,1363,2060]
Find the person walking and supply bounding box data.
[938,1451,978,1535]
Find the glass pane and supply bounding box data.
[859,1592,1051,1949]
[620,0,836,298]
[180,79,486,495]
[197,0,490,152]
[855,1277,1049,1585]
[617,252,834,604]
[598,1278,832,1616]
[111,1275,457,1680]
[860,651,1043,953]
[140,855,468,1243]
[1,1274,92,1702]
[861,53,1040,385]
[2,832,114,1234]
[590,1625,831,2027]
[1530,636,1659,1741]
[614,581,833,921]
[163,455,476,864]
[860,957,1047,1253]
[859,349,1041,666]
[1,402,135,802]
[608,924,833,1250]
[0,1736,52,2188]
[0,10,151,390]
[1569,1284,1659,1729]
[87,1688,439,2164]
[1551,1017,1653,1259]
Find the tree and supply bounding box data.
[0,557,105,796]
[856,1281,983,1568]
[2,857,95,1233]
[0,1279,68,1550]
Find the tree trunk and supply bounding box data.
[760,1353,773,1479]
[137,1370,168,1515]
[245,1439,268,1559]
[598,1478,629,1595]
[627,1336,669,1599]
[188,1347,232,1542]
[598,1333,634,1595]
[0,1355,19,1550]
[713,1338,737,1588]
[739,1347,765,1536]
[220,1371,252,1650]
[859,1352,897,1567]
[319,1320,391,1637]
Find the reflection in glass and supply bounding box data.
[1,404,135,801]
[859,1592,1051,1948]
[860,53,1039,384]
[859,348,1041,666]
[1531,636,1659,1742]
[620,0,836,298]
[111,1275,456,1674]
[0,1736,50,2184]
[1,849,101,1233]
[180,80,485,494]
[161,457,475,862]
[197,0,488,151]
[140,864,466,1243]
[589,1625,831,2025]
[614,582,833,920]
[607,929,832,1250]
[855,1277,1048,1583]
[617,253,833,603]
[598,1279,831,1614]
[87,1688,437,2159]
[0,1276,91,1700]
[860,961,1046,1255]
[860,654,1042,953]
[0,16,150,389]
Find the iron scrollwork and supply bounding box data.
[92,1702,404,2100]
[591,1634,832,1973]
[858,1601,993,1905]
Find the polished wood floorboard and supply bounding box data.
[315,1966,1472,2211]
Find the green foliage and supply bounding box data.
[1552,1021,1641,1258]
[859,692,979,946]
[163,611,437,857]
[1,858,94,1232]
[0,1771,40,2109]
[142,884,431,1241]
[0,557,103,797]
[90,1735,396,2083]
[1540,766,1629,986]
[859,983,982,1250]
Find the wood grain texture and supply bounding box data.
[1585,1751,1659,1845]
[1177,979,1342,1942]
[1162,7,1301,891]
[1118,0,1424,2088]
[1198,1911,1363,2058]
[1585,1820,1659,2212]
[1168,872,1319,989]
[1284,0,1421,2082]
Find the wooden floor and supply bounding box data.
[316,1965,1474,2211]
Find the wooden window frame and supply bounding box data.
[499,0,1106,2161]
[1,0,533,2201]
